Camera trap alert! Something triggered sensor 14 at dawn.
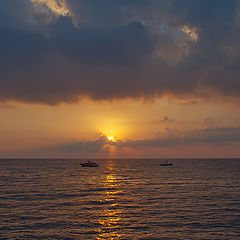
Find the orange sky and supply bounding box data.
[1,97,240,158]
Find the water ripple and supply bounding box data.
[0,158,240,239]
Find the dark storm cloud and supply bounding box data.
[1,0,240,104]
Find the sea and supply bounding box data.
[0,158,240,240]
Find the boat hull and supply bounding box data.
[80,163,99,167]
[160,163,173,166]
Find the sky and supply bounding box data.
[1,0,240,158]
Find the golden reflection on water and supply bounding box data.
[96,162,124,240]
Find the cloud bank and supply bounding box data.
[56,127,240,154]
[1,0,240,104]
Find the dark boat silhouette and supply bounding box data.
[80,161,99,167]
[160,162,173,166]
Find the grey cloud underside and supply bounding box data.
[120,127,240,148]
[58,127,240,152]
[1,0,240,104]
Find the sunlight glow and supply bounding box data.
[181,25,199,42]
[108,136,115,142]
[31,0,70,16]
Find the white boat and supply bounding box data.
[80,161,99,167]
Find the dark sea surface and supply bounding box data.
[0,158,240,240]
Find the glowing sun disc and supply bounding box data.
[108,136,115,141]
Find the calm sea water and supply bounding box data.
[0,159,240,240]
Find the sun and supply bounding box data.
[107,136,115,142]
